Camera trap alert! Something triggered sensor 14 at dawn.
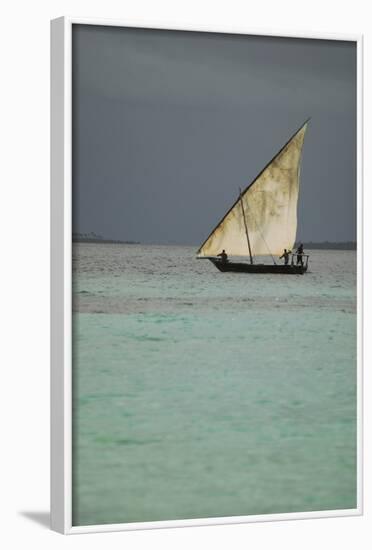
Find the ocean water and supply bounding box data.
[72,244,357,526]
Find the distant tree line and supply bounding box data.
[72,232,139,244]
[73,231,103,240]
[295,241,356,250]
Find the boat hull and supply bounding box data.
[208,258,307,274]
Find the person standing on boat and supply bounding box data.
[280,249,291,265]
[296,243,304,266]
[217,249,228,263]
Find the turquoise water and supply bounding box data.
[72,244,357,526]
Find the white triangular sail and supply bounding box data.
[197,121,308,258]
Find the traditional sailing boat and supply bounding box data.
[196,119,310,274]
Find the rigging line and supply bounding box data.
[244,201,277,265]
[239,188,253,264]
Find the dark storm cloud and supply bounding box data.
[72,25,356,244]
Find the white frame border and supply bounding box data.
[51,16,363,535]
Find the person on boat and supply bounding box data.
[217,249,228,263]
[296,243,304,266]
[280,249,291,265]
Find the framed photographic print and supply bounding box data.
[51,16,363,534]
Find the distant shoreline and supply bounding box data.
[72,238,356,250]
[298,242,356,250]
[73,238,140,244]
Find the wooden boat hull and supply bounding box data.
[208,258,307,274]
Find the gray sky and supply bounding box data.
[72,25,356,244]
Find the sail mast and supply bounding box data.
[239,188,253,264]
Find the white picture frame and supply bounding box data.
[51,16,363,534]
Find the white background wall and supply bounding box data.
[1,0,370,548]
